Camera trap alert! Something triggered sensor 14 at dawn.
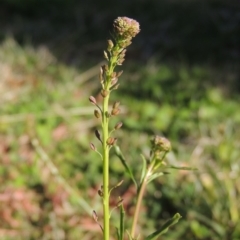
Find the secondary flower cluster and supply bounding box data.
[151,135,171,157]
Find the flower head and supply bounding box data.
[113,17,140,39]
[151,135,171,154]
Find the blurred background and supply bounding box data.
[0,0,240,239]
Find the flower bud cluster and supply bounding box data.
[151,135,171,156]
[113,17,140,40]
[99,17,140,89]
[90,17,139,154]
[111,17,140,66]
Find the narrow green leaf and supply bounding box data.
[119,204,125,240]
[116,227,120,240]
[126,231,136,240]
[140,154,147,185]
[168,165,198,171]
[146,213,182,240]
[147,172,165,184]
[188,210,225,236]
[114,145,138,188]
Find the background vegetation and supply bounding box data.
[0,0,239,239]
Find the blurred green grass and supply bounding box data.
[1,37,239,239]
[0,0,240,239]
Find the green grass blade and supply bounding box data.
[116,227,120,240]
[114,145,138,188]
[119,203,125,240]
[147,172,166,184]
[188,210,225,236]
[168,165,198,171]
[146,213,182,240]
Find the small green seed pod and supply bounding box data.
[94,109,101,118]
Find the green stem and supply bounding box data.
[102,93,110,240]
[101,43,118,240]
[101,40,122,240]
